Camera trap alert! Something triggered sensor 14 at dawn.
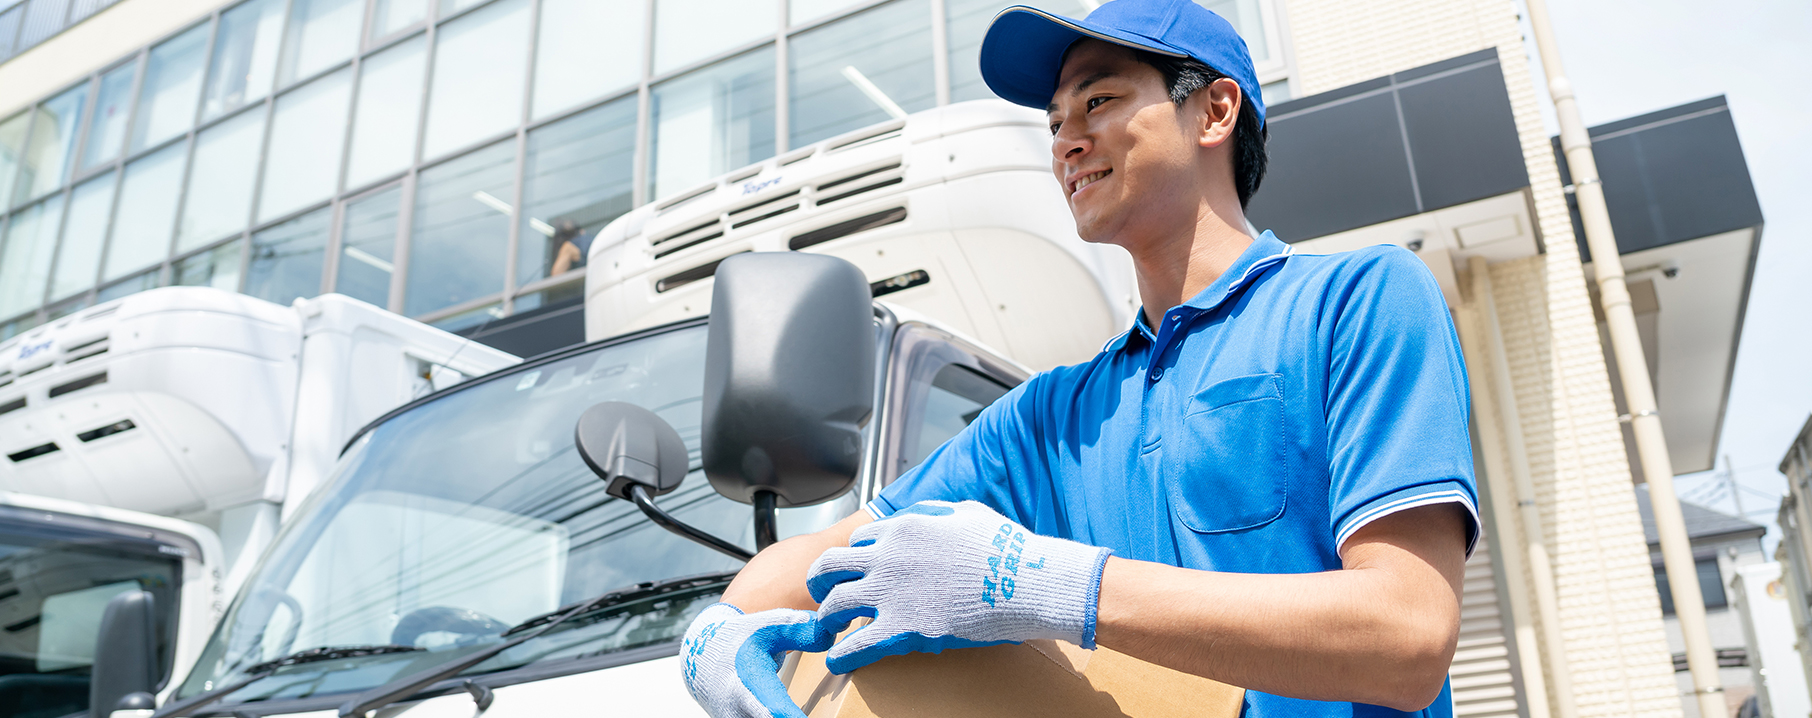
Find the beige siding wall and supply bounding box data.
[1491,255,1681,717]
[1453,530,1525,717]
[1281,0,1681,715]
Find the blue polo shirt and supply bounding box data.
[868,231,1478,718]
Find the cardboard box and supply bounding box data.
[784,639,1245,717]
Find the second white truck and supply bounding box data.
[0,289,518,716]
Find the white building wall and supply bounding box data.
[1281,0,1683,715]
[1659,540,1770,717]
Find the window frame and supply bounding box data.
[877,320,1024,488]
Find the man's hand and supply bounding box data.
[679,603,832,718]
[804,500,1112,674]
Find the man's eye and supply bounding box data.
[1087,96,1110,110]
[1049,122,1061,135]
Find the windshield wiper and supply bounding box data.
[151,645,424,718]
[336,572,737,718]
[245,644,423,674]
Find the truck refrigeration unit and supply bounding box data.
[143,100,1139,718]
[0,289,518,716]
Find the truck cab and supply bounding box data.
[0,288,518,717]
[157,101,1119,717]
[0,493,220,718]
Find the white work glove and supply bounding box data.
[680,603,833,718]
[805,500,1112,674]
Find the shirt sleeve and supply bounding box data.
[867,379,1036,523]
[1323,247,1480,556]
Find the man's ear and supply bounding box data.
[1190,77,1242,150]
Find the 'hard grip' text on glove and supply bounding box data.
[680,603,833,718]
[804,500,1113,674]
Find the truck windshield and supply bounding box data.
[0,517,182,718]
[176,323,857,705]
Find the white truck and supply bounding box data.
[146,101,1137,718]
[0,288,518,717]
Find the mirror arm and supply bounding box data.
[629,484,755,562]
[752,491,779,551]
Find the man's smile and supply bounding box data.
[1069,169,1112,195]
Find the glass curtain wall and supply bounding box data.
[0,0,1287,341]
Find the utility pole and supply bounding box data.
[1726,454,1744,517]
[1519,1,1727,715]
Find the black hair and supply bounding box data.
[552,219,581,244]
[1131,50,1268,208]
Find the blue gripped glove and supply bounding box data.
[680,603,833,718]
[805,500,1113,675]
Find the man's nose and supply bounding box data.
[1051,122,1090,162]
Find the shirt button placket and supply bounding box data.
[1150,313,1184,383]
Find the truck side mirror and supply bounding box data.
[702,253,875,549]
[576,402,689,501]
[575,402,754,562]
[90,590,157,718]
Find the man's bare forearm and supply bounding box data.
[721,511,875,612]
[1094,504,1469,711]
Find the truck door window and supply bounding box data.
[0,527,182,718]
[898,363,1009,475]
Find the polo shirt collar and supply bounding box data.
[1102,230,1292,353]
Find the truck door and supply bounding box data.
[875,323,1025,488]
[0,507,191,718]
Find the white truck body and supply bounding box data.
[0,288,519,587]
[587,100,1136,372]
[0,288,517,711]
[164,101,1121,718]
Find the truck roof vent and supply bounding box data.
[7,442,59,463]
[728,190,802,229]
[790,207,908,250]
[0,373,11,390]
[657,252,748,293]
[79,305,119,322]
[63,337,109,364]
[870,269,930,298]
[77,419,136,443]
[0,398,23,416]
[815,163,905,206]
[651,218,725,258]
[48,371,107,399]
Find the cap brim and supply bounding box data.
[980,6,1187,110]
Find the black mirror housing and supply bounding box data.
[574,400,754,560]
[91,590,157,718]
[702,252,875,508]
[575,402,690,501]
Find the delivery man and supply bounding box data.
[681,1,1479,716]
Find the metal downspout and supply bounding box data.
[1466,256,1579,718]
[1520,1,1726,712]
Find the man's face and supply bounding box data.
[1047,40,1205,247]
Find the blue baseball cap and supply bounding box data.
[979,0,1265,127]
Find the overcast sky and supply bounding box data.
[1516,0,1812,534]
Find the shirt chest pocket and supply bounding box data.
[1165,373,1288,534]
